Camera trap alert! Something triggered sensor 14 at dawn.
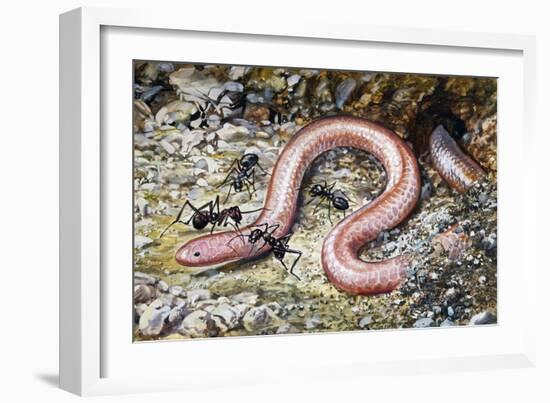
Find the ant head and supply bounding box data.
[240,153,258,170]
[228,206,241,219]
[249,228,263,243]
[309,184,324,196]
[192,212,210,230]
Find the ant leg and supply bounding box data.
[312,195,327,215]
[240,206,268,215]
[213,195,221,215]
[244,182,253,200]
[227,231,247,254]
[286,249,303,280]
[216,167,239,189]
[340,190,356,204]
[278,252,301,280]
[223,183,235,204]
[159,199,211,238]
[249,169,257,193]
[278,233,293,246]
[255,162,270,176]
[265,223,280,236]
[305,195,317,206]
[328,202,333,225]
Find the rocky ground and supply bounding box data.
[133,62,497,341]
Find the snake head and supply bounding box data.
[175,238,211,266]
[175,231,245,268]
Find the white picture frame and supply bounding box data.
[60,6,537,396]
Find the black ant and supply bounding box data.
[217,153,268,203]
[159,195,264,238]
[228,223,302,280]
[307,181,353,224]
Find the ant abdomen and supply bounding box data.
[192,213,210,230]
[240,153,259,170]
[333,196,349,211]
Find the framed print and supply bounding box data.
[60,6,537,396]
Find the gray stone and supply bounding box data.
[177,310,209,338]
[194,158,209,171]
[276,323,300,334]
[169,285,184,297]
[157,293,177,307]
[211,303,239,330]
[243,305,283,332]
[134,272,157,285]
[469,311,497,326]
[286,74,301,87]
[447,306,455,317]
[168,303,189,324]
[223,81,244,92]
[440,318,454,327]
[231,292,258,305]
[134,284,156,303]
[231,304,252,321]
[136,197,150,216]
[305,315,322,330]
[134,235,154,250]
[358,316,373,329]
[160,140,176,154]
[139,300,171,337]
[335,78,356,109]
[413,318,434,328]
[157,280,169,293]
[187,289,212,304]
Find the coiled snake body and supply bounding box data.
[175,116,485,295]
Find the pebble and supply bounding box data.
[276,323,300,334]
[469,311,497,326]
[358,315,373,329]
[140,85,163,103]
[335,78,356,109]
[177,310,209,338]
[244,104,271,123]
[193,158,209,171]
[157,280,169,293]
[305,315,322,330]
[211,303,239,330]
[134,284,156,303]
[445,287,457,300]
[196,178,209,187]
[216,123,249,141]
[156,63,174,73]
[160,140,176,154]
[231,292,258,306]
[169,285,184,297]
[440,318,454,327]
[134,235,154,250]
[187,289,212,304]
[286,74,301,87]
[136,197,150,216]
[139,300,171,337]
[228,66,248,80]
[168,303,189,324]
[223,81,244,92]
[134,271,157,286]
[243,305,282,331]
[413,318,434,328]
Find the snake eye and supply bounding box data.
[194,251,201,257]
